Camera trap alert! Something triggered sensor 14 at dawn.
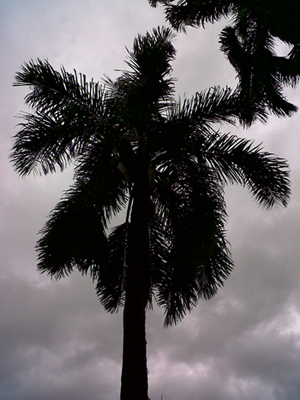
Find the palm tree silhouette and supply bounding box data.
[11,27,290,400]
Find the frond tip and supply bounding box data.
[203,132,291,209]
[11,59,107,176]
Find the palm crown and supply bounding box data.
[12,27,290,328]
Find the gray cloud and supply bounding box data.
[2,1,300,400]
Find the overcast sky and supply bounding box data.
[2,1,300,400]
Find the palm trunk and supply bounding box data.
[120,162,150,400]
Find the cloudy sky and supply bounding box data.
[2,1,300,399]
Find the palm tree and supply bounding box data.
[11,27,290,400]
[150,0,300,126]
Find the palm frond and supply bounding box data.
[202,131,291,208]
[219,22,298,125]
[150,0,234,30]
[97,223,129,313]
[74,138,130,221]
[14,59,106,116]
[37,149,129,279]
[125,26,176,78]
[154,1,300,125]
[152,153,233,325]
[36,181,109,280]
[106,27,176,121]
[11,111,94,175]
[175,86,239,126]
[11,60,110,175]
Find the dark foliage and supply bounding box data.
[150,0,300,125]
[12,26,290,324]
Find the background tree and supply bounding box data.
[150,0,300,125]
[11,27,290,400]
